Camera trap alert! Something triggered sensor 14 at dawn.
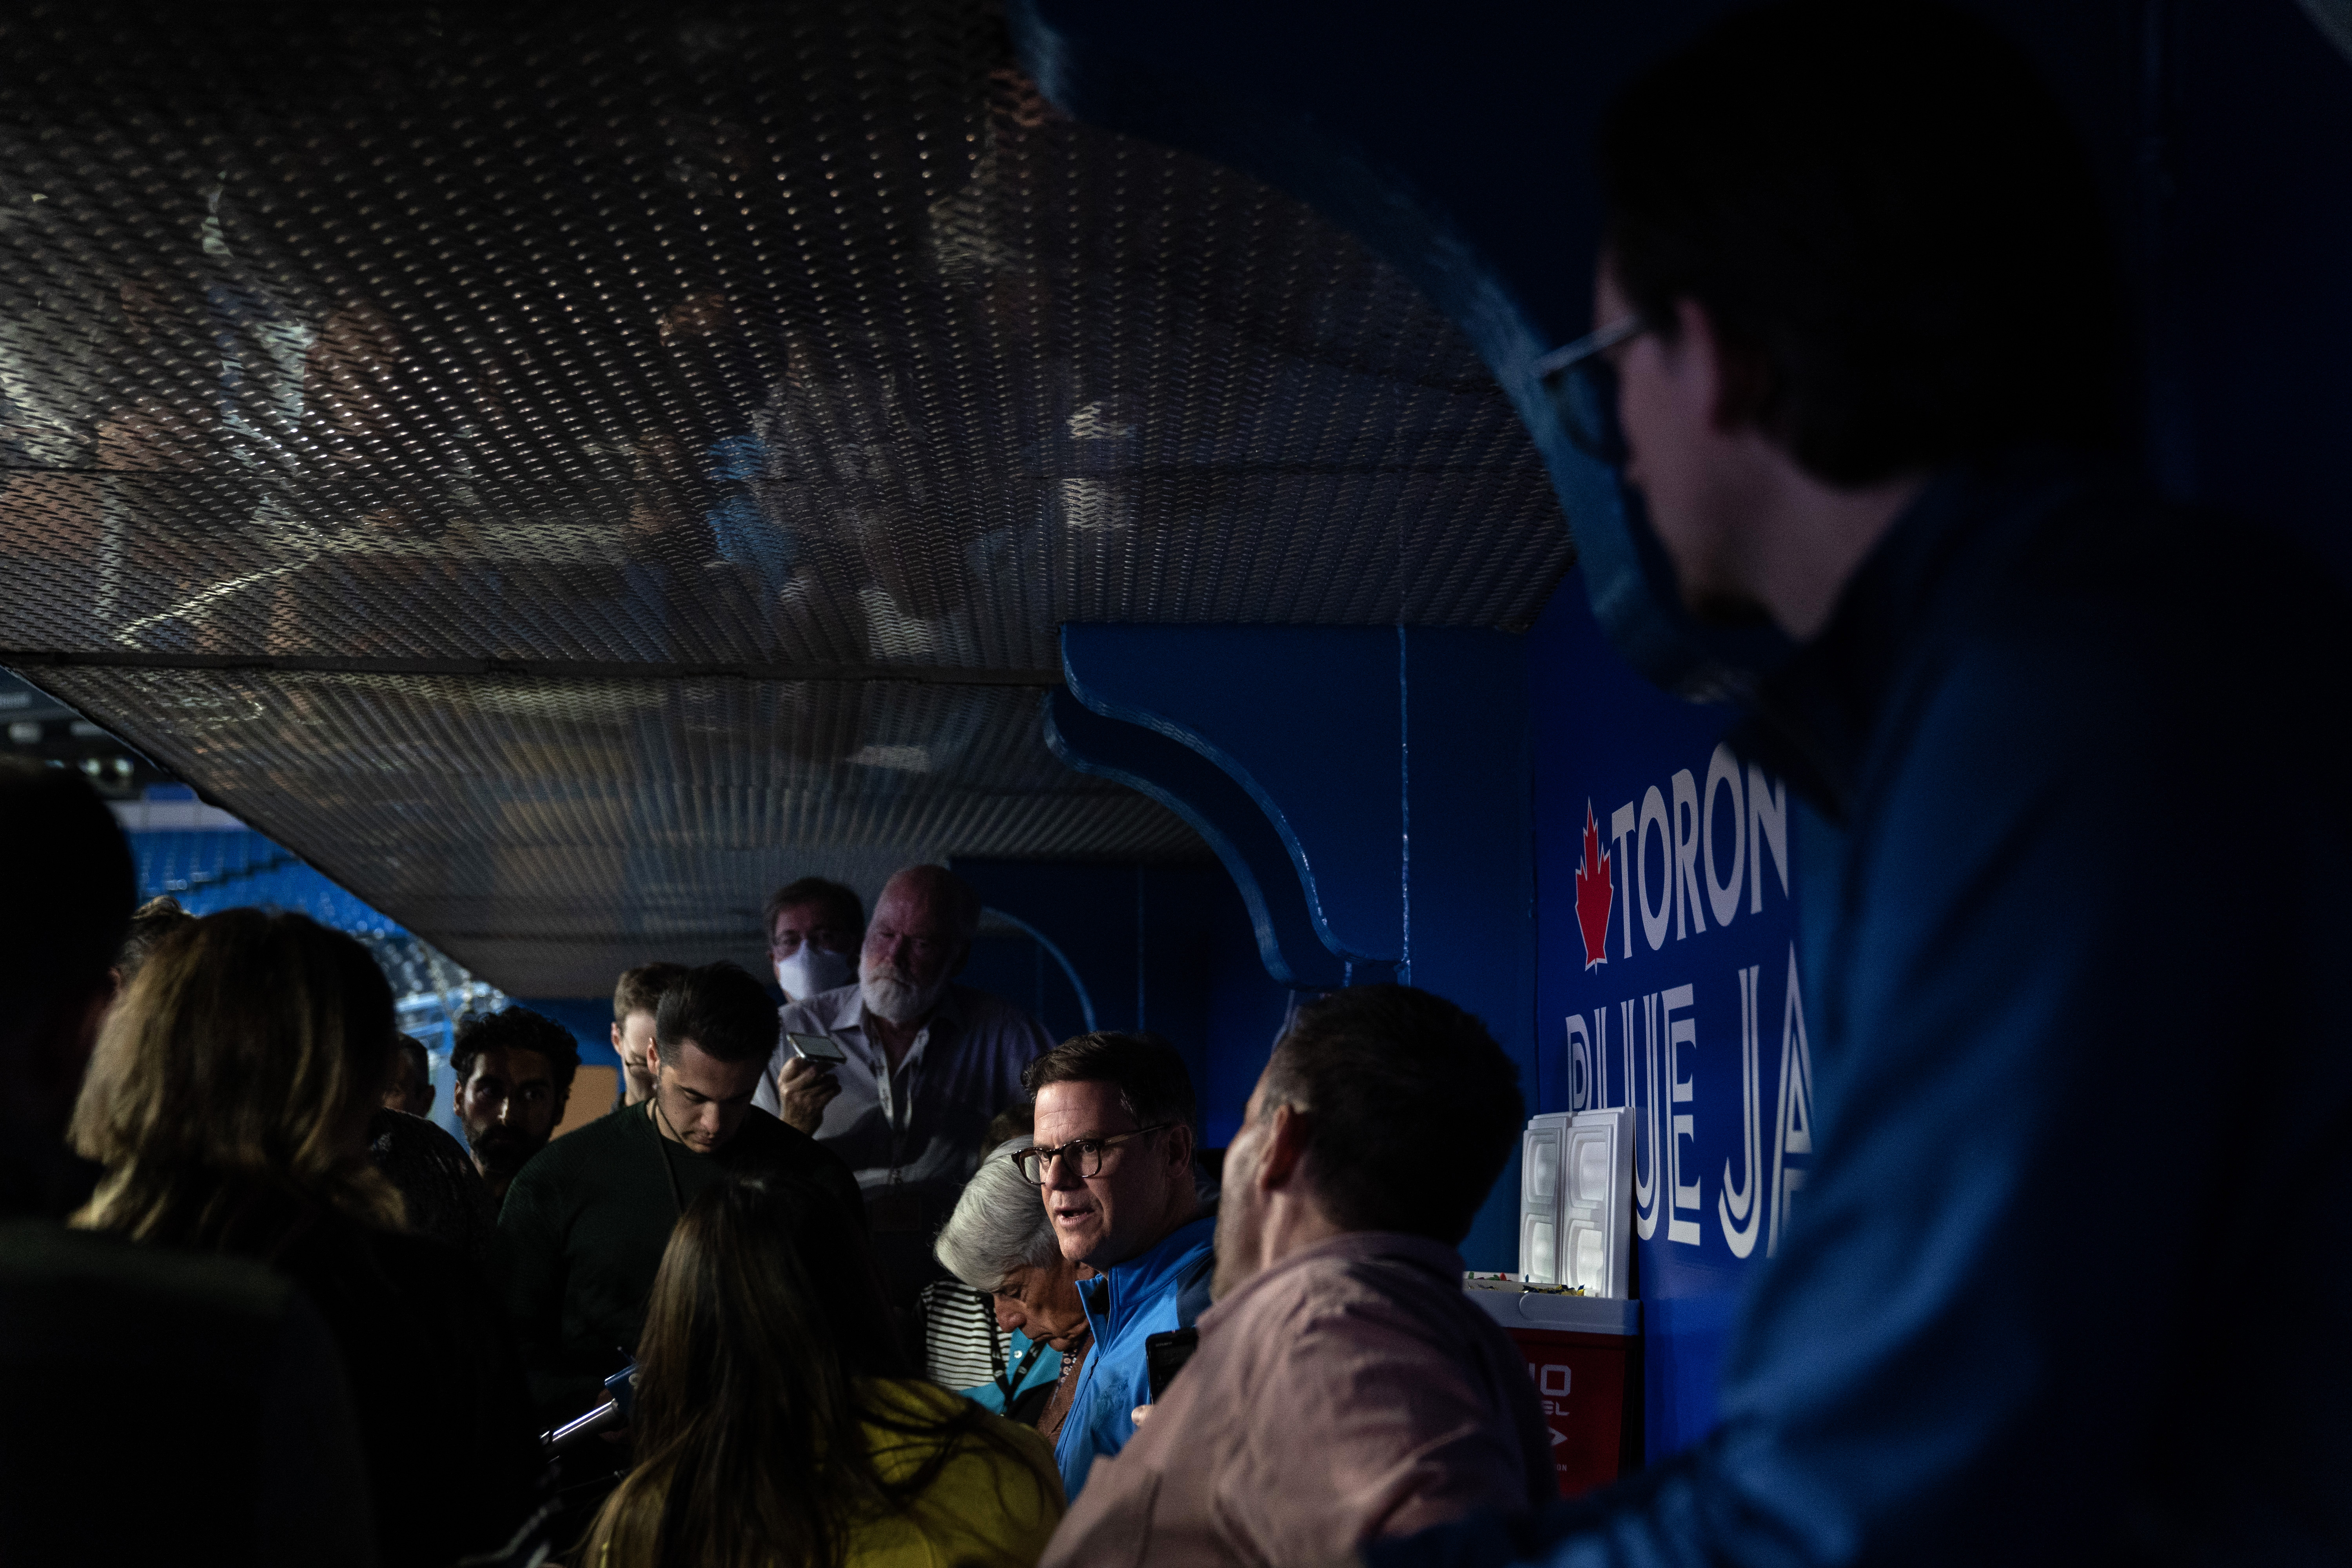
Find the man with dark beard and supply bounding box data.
[450,1007,578,1205]
[755,864,1053,1325]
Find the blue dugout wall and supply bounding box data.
[1526,576,1802,1459]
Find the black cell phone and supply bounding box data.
[1144,1327,1200,1403]
[786,1031,849,1064]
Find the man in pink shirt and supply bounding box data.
[1040,985,1553,1568]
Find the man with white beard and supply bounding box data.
[755,863,1054,1323]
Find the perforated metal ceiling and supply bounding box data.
[0,2,1569,993]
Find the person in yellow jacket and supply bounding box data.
[581,1171,1064,1568]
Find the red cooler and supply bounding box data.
[1467,1286,1641,1498]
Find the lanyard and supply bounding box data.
[648,1098,687,1217]
[997,1336,1049,1405]
[865,1022,929,1184]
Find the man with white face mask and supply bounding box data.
[755,864,1054,1326]
[764,877,865,1004]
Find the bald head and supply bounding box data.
[859,866,980,1026]
[879,866,979,938]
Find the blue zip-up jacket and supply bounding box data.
[1372,454,2352,1566]
[1055,1213,1216,1501]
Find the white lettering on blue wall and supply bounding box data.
[1608,754,1789,947]
[1567,948,1813,1261]
[1664,984,1702,1245]
[1703,746,1746,929]
[1671,769,1704,940]
[1767,944,1814,1258]
[1633,993,1659,1240]
[1718,962,1764,1257]
[1636,787,1671,952]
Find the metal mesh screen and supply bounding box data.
[36,667,1195,992]
[0,2,1569,993]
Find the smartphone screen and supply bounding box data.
[1144,1327,1200,1403]
[786,1031,849,1064]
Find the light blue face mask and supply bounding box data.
[774,945,855,1002]
[1534,320,1793,702]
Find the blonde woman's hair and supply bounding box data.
[71,907,404,1245]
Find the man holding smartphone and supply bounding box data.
[755,863,1053,1327]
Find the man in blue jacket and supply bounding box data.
[1022,1031,1215,1501]
[1377,4,2352,1566]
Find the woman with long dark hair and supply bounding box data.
[583,1171,1064,1567]
[70,907,543,1567]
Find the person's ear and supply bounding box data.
[1164,1118,1196,1174]
[62,984,110,1075]
[1678,296,1770,435]
[1255,1103,1310,1190]
[610,1021,624,1051]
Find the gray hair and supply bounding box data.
[935,1134,1058,1293]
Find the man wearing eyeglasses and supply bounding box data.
[1021,1030,1216,1501]
[1373,5,2352,1568]
[1038,987,1552,1568]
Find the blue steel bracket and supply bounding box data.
[1053,622,1531,1269]
[1060,624,1403,967]
[1042,688,1345,990]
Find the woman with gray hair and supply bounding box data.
[931,1134,1095,1434]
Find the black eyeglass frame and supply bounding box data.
[1012,1123,1174,1184]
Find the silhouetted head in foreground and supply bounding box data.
[1584,0,2125,635]
[0,759,135,1215]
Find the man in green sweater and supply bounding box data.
[496,960,861,1425]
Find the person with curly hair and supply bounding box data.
[450,1004,580,1203]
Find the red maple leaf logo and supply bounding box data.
[1573,801,1612,970]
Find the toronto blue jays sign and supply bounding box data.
[1530,574,1810,1455]
[1561,749,1811,1264]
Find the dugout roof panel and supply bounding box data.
[0,1,1568,991]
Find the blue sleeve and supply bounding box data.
[1376,622,2349,1566]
